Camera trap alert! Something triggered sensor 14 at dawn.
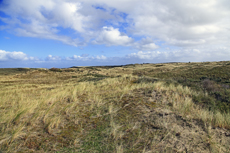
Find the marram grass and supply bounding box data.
[1,62,230,152]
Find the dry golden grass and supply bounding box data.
[1,62,230,152]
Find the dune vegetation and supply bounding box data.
[1,61,230,152]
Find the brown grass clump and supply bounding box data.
[203,79,221,93]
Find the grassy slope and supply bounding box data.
[0,61,230,152]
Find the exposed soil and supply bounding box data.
[136,89,230,153]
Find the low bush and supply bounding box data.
[202,79,221,93]
[49,68,62,72]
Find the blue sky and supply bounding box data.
[0,0,230,68]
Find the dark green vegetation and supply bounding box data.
[133,61,230,114]
[0,68,35,75]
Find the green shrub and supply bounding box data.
[49,68,62,72]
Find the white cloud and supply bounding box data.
[0,50,31,61]
[127,47,230,63]
[66,55,86,61]
[46,55,62,61]
[93,26,133,46]
[128,51,161,60]
[0,0,87,31]
[133,37,159,51]
[128,0,230,47]
[0,0,89,46]
[66,54,107,61]
[2,0,230,48]
[95,55,107,60]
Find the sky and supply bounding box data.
[0,0,230,68]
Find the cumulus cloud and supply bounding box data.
[1,0,230,48]
[93,26,133,46]
[0,0,89,46]
[0,0,88,31]
[128,0,230,47]
[66,55,87,61]
[0,50,32,61]
[45,55,62,61]
[133,37,159,51]
[95,55,107,60]
[66,54,107,61]
[127,47,230,63]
